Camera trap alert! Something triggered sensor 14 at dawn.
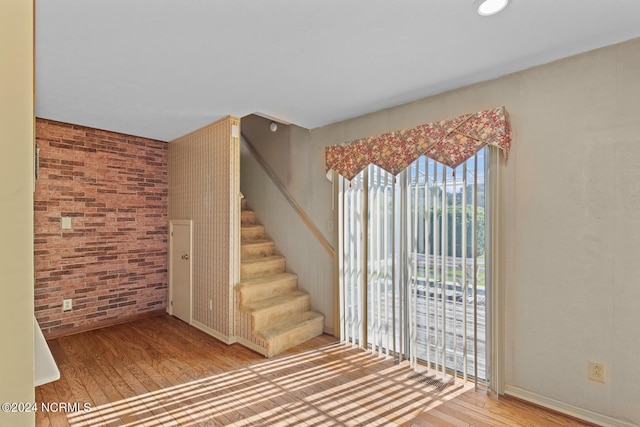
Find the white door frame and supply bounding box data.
[168,219,193,323]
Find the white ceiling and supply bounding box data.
[36,0,640,141]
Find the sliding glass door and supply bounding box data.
[338,148,489,385]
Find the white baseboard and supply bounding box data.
[190,321,270,357]
[504,385,638,427]
[235,336,267,356]
[191,320,236,345]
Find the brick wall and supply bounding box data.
[34,119,168,337]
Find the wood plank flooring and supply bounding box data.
[36,315,594,426]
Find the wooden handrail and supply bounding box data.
[241,133,335,257]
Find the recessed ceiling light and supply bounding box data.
[474,0,510,16]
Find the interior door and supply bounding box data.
[170,220,192,323]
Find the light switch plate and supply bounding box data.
[61,217,72,229]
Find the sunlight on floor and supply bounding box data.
[67,342,470,426]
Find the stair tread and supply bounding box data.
[241,211,257,223]
[241,239,274,247]
[239,272,297,287]
[241,224,266,242]
[255,311,324,340]
[240,290,308,312]
[241,239,276,260]
[241,224,263,229]
[241,224,264,233]
[241,255,284,265]
[237,199,324,358]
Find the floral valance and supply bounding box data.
[325,107,511,180]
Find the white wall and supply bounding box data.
[0,0,35,426]
[241,37,640,425]
[241,116,334,245]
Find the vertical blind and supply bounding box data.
[338,148,489,386]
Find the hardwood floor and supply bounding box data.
[36,315,593,426]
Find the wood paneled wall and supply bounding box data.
[168,116,241,341]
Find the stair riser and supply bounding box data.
[241,258,285,280]
[241,210,256,225]
[241,225,264,241]
[265,317,324,358]
[252,295,310,331]
[238,277,298,305]
[241,242,275,259]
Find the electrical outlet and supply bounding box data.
[62,299,73,312]
[208,300,213,311]
[588,361,605,383]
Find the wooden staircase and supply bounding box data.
[235,200,324,357]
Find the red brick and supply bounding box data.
[34,118,168,337]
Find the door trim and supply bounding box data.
[168,219,193,324]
